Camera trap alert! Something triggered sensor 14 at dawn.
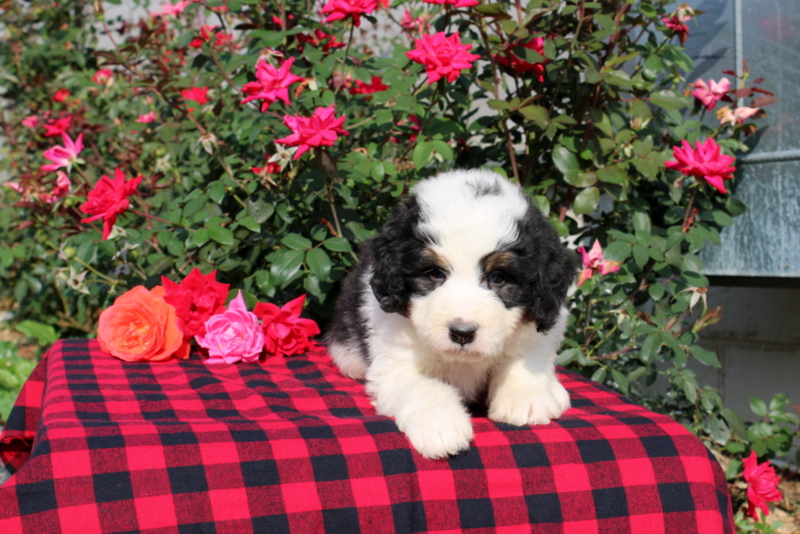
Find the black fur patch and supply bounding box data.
[368,196,442,315]
[467,179,502,198]
[481,203,577,333]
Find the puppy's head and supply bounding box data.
[369,170,577,359]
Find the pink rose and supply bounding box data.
[275,105,349,160]
[254,295,320,358]
[195,291,265,364]
[665,138,736,194]
[406,32,481,84]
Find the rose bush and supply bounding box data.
[0,0,796,524]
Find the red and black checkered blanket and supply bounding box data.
[0,339,733,533]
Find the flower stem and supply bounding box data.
[72,256,118,286]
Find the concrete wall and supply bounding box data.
[698,285,800,421]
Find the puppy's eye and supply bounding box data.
[427,267,446,281]
[489,271,507,286]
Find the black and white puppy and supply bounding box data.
[326,169,577,459]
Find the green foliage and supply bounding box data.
[0,0,795,522]
[0,341,37,424]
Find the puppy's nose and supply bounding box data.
[449,321,478,346]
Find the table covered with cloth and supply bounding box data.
[0,339,734,534]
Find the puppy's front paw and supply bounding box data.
[489,377,570,427]
[399,405,473,459]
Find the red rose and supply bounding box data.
[254,295,320,358]
[79,168,141,240]
[161,268,230,338]
[743,451,783,520]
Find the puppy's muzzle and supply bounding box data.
[448,320,478,346]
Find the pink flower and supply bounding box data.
[690,78,730,110]
[92,69,113,84]
[41,132,84,173]
[195,291,265,364]
[495,37,547,82]
[716,105,760,126]
[400,10,429,35]
[79,168,142,240]
[406,32,481,84]
[181,86,209,111]
[576,240,621,287]
[53,88,70,103]
[136,111,156,123]
[38,172,72,204]
[320,0,379,27]
[275,105,349,160]
[743,451,783,520]
[153,0,188,17]
[43,116,72,137]
[162,268,230,339]
[296,30,346,53]
[21,115,39,129]
[662,15,690,44]
[422,0,479,7]
[349,76,389,96]
[241,57,304,112]
[665,138,736,194]
[254,295,320,358]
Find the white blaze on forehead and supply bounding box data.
[413,170,529,261]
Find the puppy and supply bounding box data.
[326,169,577,459]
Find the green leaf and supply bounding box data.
[649,89,689,110]
[488,99,515,110]
[413,141,434,169]
[16,320,58,346]
[596,165,627,185]
[591,367,607,383]
[727,198,747,216]
[603,241,631,263]
[237,216,261,233]
[209,226,234,246]
[0,368,19,390]
[750,397,768,417]
[632,212,651,233]
[270,249,305,284]
[557,348,582,366]
[431,140,454,161]
[519,105,549,127]
[648,283,665,301]
[552,145,579,175]
[640,334,659,363]
[689,345,721,368]
[633,244,649,268]
[191,228,210,247]
[209,181,226,204]
[611,370,630,394]
[281,233,313,250]
[306,248,332,280]
[573,187,600,215]
[565,171,597,188]
[323,237,353,252]
[474,3,511,17]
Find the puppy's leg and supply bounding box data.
[487,312,570,426]
[366,350,473,459]
[328,341,368,380]
[487,356,570,426]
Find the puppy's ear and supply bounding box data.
[518,205,579,332]
[368,195,424,316]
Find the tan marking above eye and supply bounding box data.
[482,250,516,274]
[422,247,450,272]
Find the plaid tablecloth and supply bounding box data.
[0,339,734,534]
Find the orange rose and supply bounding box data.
[98,286,186,362]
